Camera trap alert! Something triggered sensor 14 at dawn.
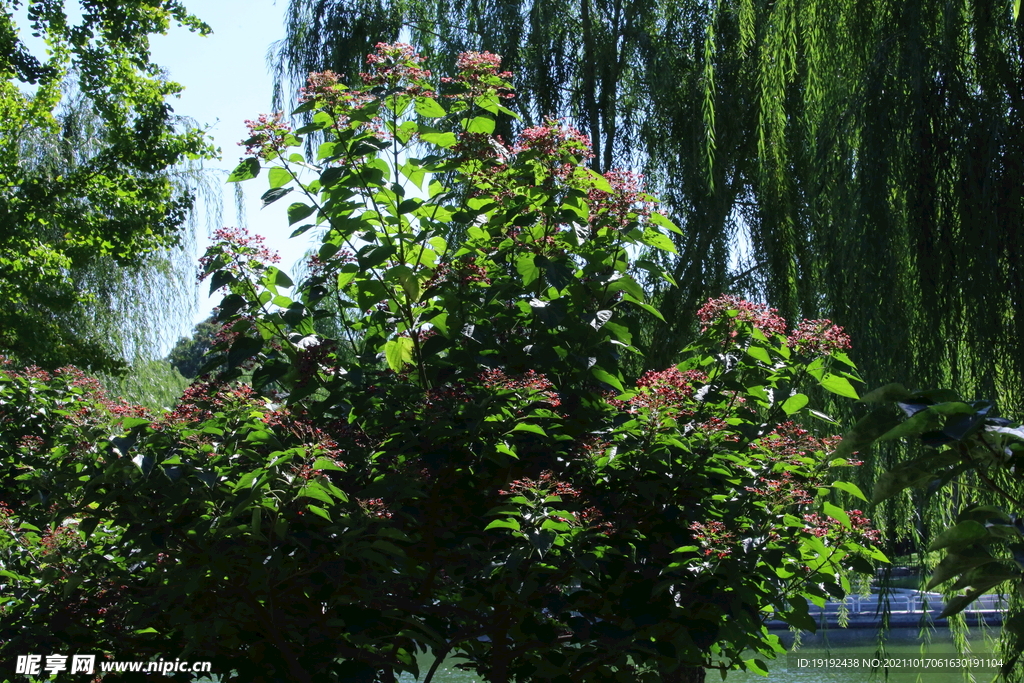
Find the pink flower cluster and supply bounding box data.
[754,421,842,462]
[361,42,432,91]
[588,169,654,229]
[480,368,561,407]
[696,295,787,336]
[198,226,281,285]
[803,510,880,544]
[690,520,735,559]
[513,119,593,178]
[359,497,393,519]
[443,51,514,99]
[621,367,707,417]
[745,470,814,506]
[300,71,373,127]
[499,470,580,498]
[239,113,292,159]
[787,319,852,356]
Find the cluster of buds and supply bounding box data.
[787,319,852,356]
[620,367,707,418]
[803,510,880,544]
[513,119,593,179]
[359,497,393,519]
[696,295,787,337]
[588,169,654,230]
[198,226,280,287]
[744,470,814,506]
[361,42,432,93]
[479,368,561,407]
[442,50,514,99]
[299,71,373,128]
[499,470,581,498]
[690,520,735,559]
[753,421,842,464]
[239,112,292,159]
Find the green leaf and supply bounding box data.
[421,132,458,148]
[485,518,522,532]
[830,481,867,502]
[823,502,851,528]
[516,253,540,287]
[819,374,859,399]
[650,211,684,235]
[299,481,334,505]
[512,423,547,436]
[307,505,332,522]
[261,187,293,208]
[641,227,677,254]
[746,345,772,365]
[268,166,292,189]
[227,157,260,182]
[927,547,997,589]
[312,457,345,472]
[384,337,414,372]
[622,294,666,322]
[415,97,447,118]
[288,202,316,226]
[781,393,809,415]
[929,520,990,551]
[591,366,624,392]
[465,116,496,134]
[860,383,912,403]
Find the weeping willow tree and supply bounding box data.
[0,0,217,373]
[270,0,1024,667]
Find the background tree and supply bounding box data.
[0,0,217,372]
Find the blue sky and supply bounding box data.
[147,0,313,326]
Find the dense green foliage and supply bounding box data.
[0,0,216,372]
[0,47,884,683]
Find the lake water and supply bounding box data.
[398,627,1005,683]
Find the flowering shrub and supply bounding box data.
[0,44,886,683]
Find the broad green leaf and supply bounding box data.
[268,166,292,189]
[650,211,684,235]
[421,132,458,148]
[641,227,677,254]
[288,202,315,226]
[927,548,997,589]
[227,157,260,182]
[384,337,414,372]
[465,116,495,134]
[307,505,332,522]
[929,520,990,551]
[820,374,859,399]
[830,481,867,502]
[781,393,809,415]
[512,423,547,436]
[860,383,912,403]
[485,518,522,532]
[261,187,293,208]
[415,97,447,118]
[516,253,540,286]
[622,294,666,322]
[823,502,851,528]
[746,345,772,365]
[591,366,624,392]
[312,457,345,472]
